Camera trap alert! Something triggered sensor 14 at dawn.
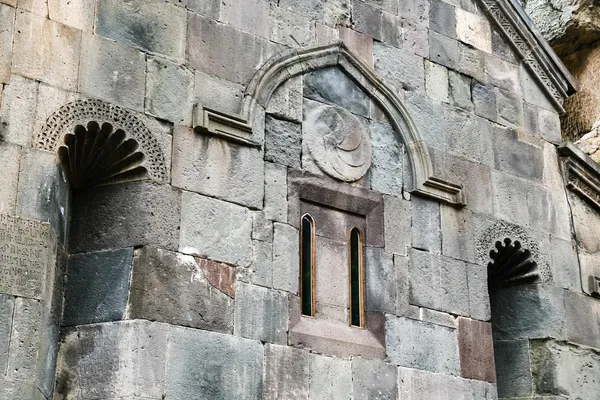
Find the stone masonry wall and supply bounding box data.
[0,0,597,399]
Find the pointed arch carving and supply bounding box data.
[36,99,168,182]
[194,42,465,206]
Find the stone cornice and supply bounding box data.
[558,142,600,211]
[478,0,578,111]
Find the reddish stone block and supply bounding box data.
[458,317,497,382]
[196,257,236,298]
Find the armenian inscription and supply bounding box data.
[0,214,50,299]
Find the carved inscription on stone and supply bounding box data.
[0,214,51,299]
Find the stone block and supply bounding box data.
[485,55,520,94]
[269,6,312,48]
[0,74,38,147]
[12,10,80,91]
[365,247,396,314]
[338,26,374,67]
[48,0,94,31]
[221,0,269,38]
[79,33,146,112]
[183,0,220,18]
[304,67,370,118]
[429,31,459,70]
[383,195,411,255]
[563,290,600,349]
[409,249,470,316]
[187,13,272,85]
[466,262,491,321]
[458,43,486,82]
[264,162,288,223]
[180,191,253,266]
[548,236,581,292]
[309,354,352,400]
[386,315,460,375]
[496,88,524,128]
[457,317,496,382]
[7,297,41,382]
[374,41,424,93]
[456,8,491,52]
[172,125,264,208]
[272,222,299,294]
[490,170,530,224]
[267,75,303,123]
[32,82,79,144]
[146,57,194,125]
[62,248,133,326]
[490,285,566,341]
[370,120,403,196]
[96,0,186,60]
[0,141,20,215]
[425,60,449,102]
[520,65,556,113]
[419,307,456,329]
[395,255,419,318]
[524,102,540,136]
[264,344,309,400]
[411,195,441,253]
[0,4,14,84]
[472,81,497,121]
[493,125,543,181]
[538,107,562,143]
[315,237,348,313]
[569,193,600,254]
[195,71,244,115]
[267,115,302,168]
[449,71,473,111]
[248,239,273,287]
[397,366,488,399]
[429,0,456,38]
[0,0,15,7]
[444,105,494,166]
[352,357,397,400]
[55,321,167,399]
[399,0,429,26]
[252,211,273,242]
[400,18,429,58]
[0,294,14,374]
[129,247,234,333]
[234,282,288,344]
[441,205,475,263]
[352,1,399,46]
[70,180,181,253]
[16,0,47,16]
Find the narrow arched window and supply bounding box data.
[300,214,315,317]
[349,227,364,327]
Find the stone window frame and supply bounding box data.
[348,226,365,328]
[299,212,316,317]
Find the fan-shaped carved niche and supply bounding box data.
[57,121,148,189]
[487,238,540,289]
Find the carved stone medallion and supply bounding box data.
[303,103,371,182]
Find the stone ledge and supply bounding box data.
[558,141,600,211]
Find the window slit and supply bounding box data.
[349,227,364,327]
[300,214,315,317]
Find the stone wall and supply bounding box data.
[0,0,597,399]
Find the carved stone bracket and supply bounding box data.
[193,42,466,207]
[558,141,600,212]
[477,0,578,111]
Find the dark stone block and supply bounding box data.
[69,180,181,253]
[429,30,459,69]
[493,125,543,181]
[493,339,533,398]
[472,81,497,121]
[458,317,496,382]
[265,115,302,168]
[0,294,14,374]
[429,0,456,38]
[563,290,600,349]
[62,248,133,326]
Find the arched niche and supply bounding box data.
[194,41,465,206]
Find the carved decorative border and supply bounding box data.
[558,142,600,212]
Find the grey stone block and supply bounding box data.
[548,236,580,292]
[12,11,80,91]
[248,239,273,287]
[402,91,449,150]
[370,119,404,196]
[563,290,600,349]
[524,102,540,137]
[266,115,302,168]
[183,0,220,18]
[449,71,473,111]
[400,18,429,58]
[399,0,429,26]
[172,125,264,208]
[267,75,303,123]
[444,105,494,165]
[397,366,487,399]
[146,57,194,125]
[264,344,309,400]
[386,315,460,375]
[31,82,79,145]
[7,297,41,382]
[0,141,20,215]
[96,0,187,60]
[234,282,288,344]
[79,33,146,112]
[466,262,491,321]
[0,294,14,375]
[0,74,38,147]
[352,357,397,400]
[180,191,253,267]
[252,211,273,242]
[365,247,396,314]
[338,26,375,67]
[458,42,486,82]
[429,0,456,38]
[408,249,470,316]
[264,162,288,223]
[490,170,530,224]
[374,41,425,92]
[55,321,167,399]
[496,87,524,128]
[0,4,14,84]
[62,248,133,326]
[275,0,351,28]
[166,326,263,399]
[538,107,562,143]
[520,65,556,113]
[472,81,497,121]
[429,31,459,70]
[441,205,475,263]
[309,354,352,400]
[269,6,312,48]
[37,318,59,399]
[272,222,299,294]
[129,247,234,333]
[383,195,411,255]
[70,181,181,253]
[187,13,273,85]
[411,195,441,253]
[492,124,543,181]
[395,255,420,318]
[196,70,245,115]
[48,0,95,31]
[220,0,270,38]
[352,1,399,46]
[490,285,566,341]
[485,54,520,93]
[419,307,456,329]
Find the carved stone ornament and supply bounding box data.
[36,99,167,182]
[304,103,371,182]
[558,142,600,212]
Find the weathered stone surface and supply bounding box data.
[352,357,397,400]
[247,239,273,287]
[538,107,562,143]
[352,1,399,46]
[0,294,14,375]
[493,339,532,398]
[374,41,424,92]
[267,75,303,123]
[365,247,395,314]
[472,81,497,121]
[0,4,14,84]
[264,344,309,400]
[419,307,456,329]
[48,0,95,31]
[187,13,272,85]
[266,115,302,168]
[315,237,348,315]
[31,82,79,144]
[456,8,492,52]
[370,119,403,196]
[234,282,288,344]
[399,0,429,26]
[195,71,245,115]
[197,257,236,298]
[457,317,496,382]
[458,43,486,82]
[496,88,524,128]
[129,247,234,332]
[429,31,459,70]
[220,0,270,38]
[429,0,456,38]
[274,0,351,28]
[400,17,429,58]
[79,33,146,112]
[493,125,543,181]
[411,195,441,253]
[269,6,312,48]
[409,249,470,316]
[7,297,41,382]
[386,315,460,375]
[146,57,193,125]
[466,262,491,321]
[397,366,496,399]
[338,26,374,67]
[548,236,581,291]
[309,354,353,400]
[264,162,287,223]
[449,71,473,111]
[180,191,253,266]
[425,60,449,102]
[0,142,20,215]
[0,74,38,147]
[563,290,600,349]
[12,10,80,91]
[62,248,133,326]
[272,222,299,294]
[441,205,475,263]
[172,125,264,208]
[444,105,494,166]
[383,195,411,255]
[166,325,263,400]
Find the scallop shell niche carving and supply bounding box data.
[303,103,372,182]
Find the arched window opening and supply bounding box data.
[300,214,316,317]
[349,227,364,328]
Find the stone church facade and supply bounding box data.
[0,0,598,399]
